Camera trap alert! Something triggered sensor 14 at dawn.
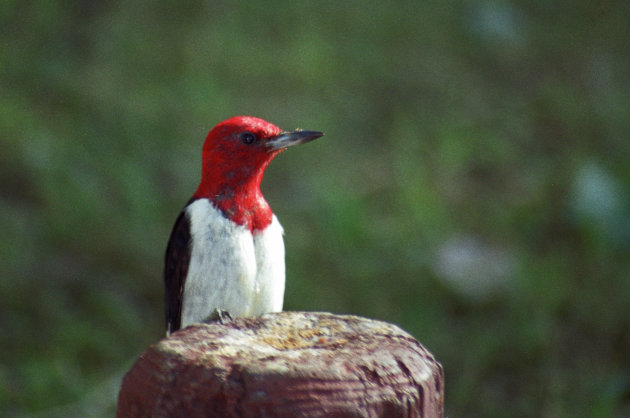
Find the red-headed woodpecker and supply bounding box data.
[164,116,323,335]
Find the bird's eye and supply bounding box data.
[239,132,257,145]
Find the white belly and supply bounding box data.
[180,199,285,328]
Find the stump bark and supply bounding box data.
[117,311,444,417]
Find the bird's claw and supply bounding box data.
[204,308,233,325]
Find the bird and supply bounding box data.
[164,116,323,335]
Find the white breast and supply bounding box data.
[180,199,285,328]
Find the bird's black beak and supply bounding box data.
[267,129,324,151]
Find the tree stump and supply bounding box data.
[117,311,444,417]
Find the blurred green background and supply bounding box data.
[2,1,629,416]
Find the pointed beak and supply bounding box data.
[267,129,324,151]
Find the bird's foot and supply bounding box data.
[204,308,233,325]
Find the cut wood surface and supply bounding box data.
[117,311,444,417]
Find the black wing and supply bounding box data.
[164,207,192,335]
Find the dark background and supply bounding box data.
[2,1,629,416]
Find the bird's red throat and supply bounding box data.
[193,157,276,233]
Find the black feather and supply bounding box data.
[164,200,195,335]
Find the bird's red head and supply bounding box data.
[193,116,323,232]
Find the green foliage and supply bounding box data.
[2,1,629,416]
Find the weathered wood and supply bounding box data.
[117,311,444,417]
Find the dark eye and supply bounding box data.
[239,131,257,145]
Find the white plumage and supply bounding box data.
[180,198,285,328]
